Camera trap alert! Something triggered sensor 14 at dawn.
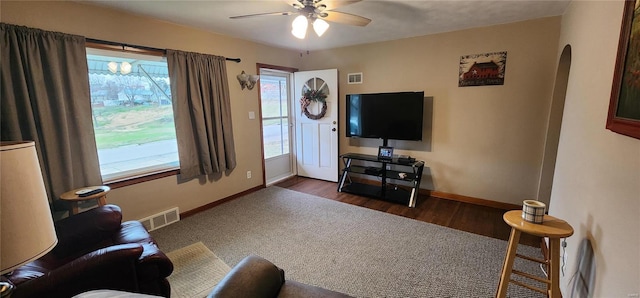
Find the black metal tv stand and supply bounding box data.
[337,153,425,207]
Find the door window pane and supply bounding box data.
[260,74,290,159]
[261,76,288,118]
[262,118,289,158]
[280,80,289,117]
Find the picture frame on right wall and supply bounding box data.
[607,0,640,139]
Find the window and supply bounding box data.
[260,73,290,159]
[86,48,179,181]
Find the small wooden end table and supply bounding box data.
[496,210,573,298]
[59,185,110,215]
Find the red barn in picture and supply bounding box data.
[463,61,500,80]
[459,52,507,87]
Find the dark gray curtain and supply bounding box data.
[166,49,236,180]
[1,23,102,209]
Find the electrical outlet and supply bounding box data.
[246,171,251,179]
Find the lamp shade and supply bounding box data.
[313,19,330,37]
[1,141,58,274]
[291,15,308,39]
[120,61,132,75]
[248,75,260,83]
[237,71,249,89]
[107,61,118,74]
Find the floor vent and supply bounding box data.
[139,207,180,231]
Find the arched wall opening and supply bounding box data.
[537,44,572,206]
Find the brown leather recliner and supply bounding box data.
[4,204,174,298]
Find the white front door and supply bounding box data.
[294,69,339,182]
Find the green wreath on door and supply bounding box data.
[300,77,329,120]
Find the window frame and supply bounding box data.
[260,73,291,160]
[86,41,180,188]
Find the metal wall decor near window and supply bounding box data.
[607,0,640,139]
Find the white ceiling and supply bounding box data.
[80,0,571,51]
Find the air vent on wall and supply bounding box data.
[347,72,363,84]
[138,207,180,231]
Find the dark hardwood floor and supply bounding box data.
[275,176,541,247]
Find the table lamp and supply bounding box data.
[1,141,59,296]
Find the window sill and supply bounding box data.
[105,168,180,189]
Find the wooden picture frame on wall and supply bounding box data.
[607,0,640,139]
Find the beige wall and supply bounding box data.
[301,17,561,206]
[551,1,640,296]
[2,1,563,212]
[1,1,301,221]
[6,0,638,294]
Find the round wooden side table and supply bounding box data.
[496,210,574,298]
[59,185,110,215]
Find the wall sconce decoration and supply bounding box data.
[237,71,260,90]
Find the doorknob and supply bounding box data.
[332,128,336,132]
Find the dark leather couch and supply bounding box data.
[5,205,173,298]
[208,255,352,298]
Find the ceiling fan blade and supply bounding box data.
[322,10,371,26]
[284,0,307,10]
[317,0,362,11]
[230,12,296,19]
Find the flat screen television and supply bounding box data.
[346,91,424,141]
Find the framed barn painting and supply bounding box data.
[607,0,640,139]
[459,51,507,87]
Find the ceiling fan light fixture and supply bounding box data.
[107,61,118,74]
[291,15,308,39]
[120,61,132,75]
[313,18,329,37]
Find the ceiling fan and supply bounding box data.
[230,0,371,39]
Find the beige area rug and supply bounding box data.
[166,242,231,298]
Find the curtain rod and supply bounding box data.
[85,38,242,63]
